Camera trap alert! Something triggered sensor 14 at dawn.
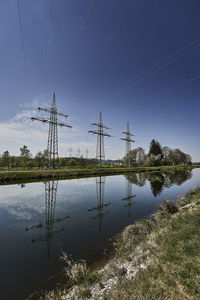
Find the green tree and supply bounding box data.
[1,151,10,168]
[162,146,171,165]
[68,158,77,166]
[20,145,32,168]
[35,151,44,168]
[148,139,163,158]
[124,147,146,166]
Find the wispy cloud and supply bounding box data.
[0,98,96,157]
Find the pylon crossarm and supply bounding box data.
[31,117,49,123]
[89,130,111,137]
[57,121,72,128]
[122,131,133,136]
[103,133,111,137]
[88,130,98,134]
[121,138,135,142]
[91,123,110,129]
[38,107,68,118]
[31,117,72,128]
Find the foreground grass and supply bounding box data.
[44,186,200,299]
[108,190,200,300]
[0,165,198,184]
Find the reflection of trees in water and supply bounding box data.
[88,176,111,232]
[146,173,165,197]
[166,170,192,186]
[25,181,70,259]
[125,170,192,198]
[121,178,136,218]
[124,173,146,186]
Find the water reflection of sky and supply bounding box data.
[0,168,200,299]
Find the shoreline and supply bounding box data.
[43,185,200,299]
[0,165,198,184]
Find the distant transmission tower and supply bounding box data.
[31,92,72,169]
[89,112,111,166]
[121,121,135,167]
[68,148,72,157]
[77,148,81,158]
[86,148,89,159]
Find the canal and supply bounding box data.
[0,168,199,299]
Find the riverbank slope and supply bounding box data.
[45,185,200,299]
[0,165,199,184]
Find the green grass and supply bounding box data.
[0,165,198,184]
[106,188,200,299]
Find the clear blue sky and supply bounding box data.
[1,0,200,160]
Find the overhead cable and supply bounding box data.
[113,37,200,96]
[16,0,29,91]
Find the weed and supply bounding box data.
[61,253,100,287]
[159,198,179,214]
[79,288,92,298]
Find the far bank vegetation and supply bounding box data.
[0,139,192,170]
[124,139,192,167]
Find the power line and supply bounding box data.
[16,0,29,92]
[133,73,200,105]
[113,37,200,96]
[43,0,53,90]
[137,135,200,137]
[45,0,53,62]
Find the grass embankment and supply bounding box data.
[45,186,200,299]
[0,165,198,184]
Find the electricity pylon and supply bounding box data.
[68,148,72,157]
[122,176,136,218]
[25,181,70,259]
[121,121,135,168]
[76,148,81,158]
[86,148,89,159]
[88,176,111,232]
[31,92,72,169]
[89,112,111,166]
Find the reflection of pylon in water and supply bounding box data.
[26,181,70,259]
[88,176,111,232]
[45,181,58,258]
[121,178,136,218]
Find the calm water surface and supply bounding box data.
[0,168,200,299]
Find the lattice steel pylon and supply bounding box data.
[122,176,136,218]
[89,112,111,166]
[88,176,111,232]
[31,92,72,169]
[121,121,135,167]
[68,148,72,157]
[86,148,89,159]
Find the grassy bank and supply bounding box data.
[0,165,199,184]
[44,186,200,299]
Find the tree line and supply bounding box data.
[0,145,98,169]
[0,139,192,169]
[123,139,192,167]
